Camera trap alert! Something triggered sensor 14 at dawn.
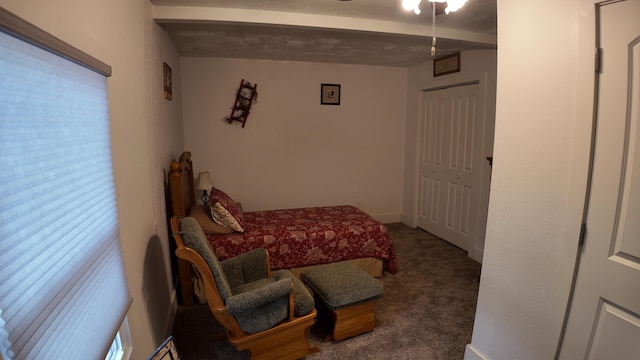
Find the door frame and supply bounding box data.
[412,70,495,262]
[462,2,612,359]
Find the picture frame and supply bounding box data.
[433,52,460,77]
[321,84,341,105]
[163,62,172,100]
[147,336,180,360]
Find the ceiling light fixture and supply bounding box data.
[401,0,468,15]
[431,3,437,56]
[429,0,469,14]
[401,0,468,56]
[402,0,422,14]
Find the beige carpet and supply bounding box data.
[171,223,482,359]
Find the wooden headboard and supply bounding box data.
[169,151,195,218]
[169,151,197,305]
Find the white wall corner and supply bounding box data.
[464,343,489,360]
[468,248,484,264]
[164,289,178,340]
[401,213,417,228]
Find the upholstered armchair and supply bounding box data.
[171,216,318,360]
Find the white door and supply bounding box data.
[417,89,446,238]
[559,1,640,358]
[417,83,486,252]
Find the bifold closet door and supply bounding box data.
[417,83,484,252]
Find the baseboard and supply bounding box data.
[464,343,489,360]
[372,212,402,224]
[165,289,178,339]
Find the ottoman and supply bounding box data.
[301,262,383,341]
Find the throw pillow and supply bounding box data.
[209,187,245,233]
[188,205,232,234]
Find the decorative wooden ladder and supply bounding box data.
[226,79,257,128]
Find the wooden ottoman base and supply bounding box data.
[319,298,377,341]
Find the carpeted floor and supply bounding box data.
[171,223,482,359]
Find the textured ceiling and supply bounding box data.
[151,0,497,67]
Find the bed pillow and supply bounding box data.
[188,205,232,235]
[209,187,245,233]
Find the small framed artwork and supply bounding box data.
[148,336,180,360]
[321,84,341,105]
[433,52,460,77]
[163,62,172,100]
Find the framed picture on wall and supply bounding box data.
[433,52,460,77]
[148,336,180,360]
[321,84,341,105]
[163,62,172,100]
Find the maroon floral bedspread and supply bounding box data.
[207,205,398,274]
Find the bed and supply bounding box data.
[169,151,397,305]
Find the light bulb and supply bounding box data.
[402,0,422,14]
[444,0,468,13]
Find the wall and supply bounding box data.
[403,49,497,261]
[144,15,184,349]
[181,57,407,222]
[0,1,183,358]
[464,0,596,359]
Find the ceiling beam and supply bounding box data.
[152,6,497,47]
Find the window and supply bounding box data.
[105,318,132,360]
[105,332,124,360]
[0,8,131,360]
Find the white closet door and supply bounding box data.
[418,91,446,238]
[417,83,484,252]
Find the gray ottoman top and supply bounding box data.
[301,262,383,310]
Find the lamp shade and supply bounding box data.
[197,171,213,191]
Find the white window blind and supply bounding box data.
[0,9,131,360]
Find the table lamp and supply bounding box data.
[197,171,213,205]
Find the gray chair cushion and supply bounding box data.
[222,248,269,289]
[302,262,383,310]
[226,278,290,312]
[226,277,293,334]
[180,217,233,300]
[272,269,315,316]
[179,217,315,334]
[232,295,289,334]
